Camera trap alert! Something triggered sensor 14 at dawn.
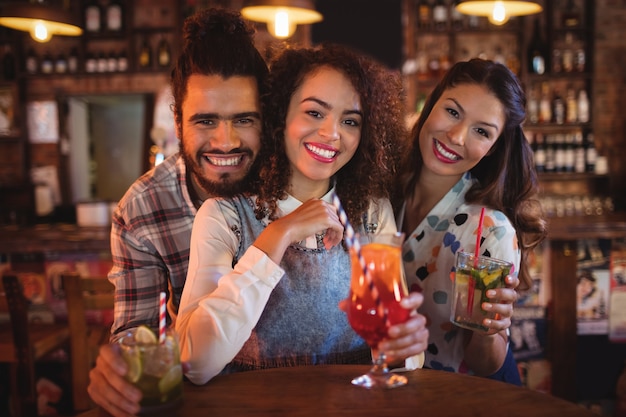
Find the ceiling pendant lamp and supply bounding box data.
[241,0,323,39]
[455,1,542,26]
[0,0,82,43]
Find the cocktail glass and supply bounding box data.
[451,251,513,332]
[346,232,411,389]
[116,326,183,415]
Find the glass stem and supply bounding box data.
[370,348,390,375]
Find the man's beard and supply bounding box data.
[182,151,254,199]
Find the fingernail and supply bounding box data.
[486,290,496,298]
[483,319,492,326]
[483,303,493,310]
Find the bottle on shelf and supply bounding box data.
[68,47,79,73]
[417,0,433,30]
[105,0,124,32]
[138,38,153,69]
[85,51,97,73]
[544,134,556,173]
[527,18,548,75]
[107,51,118,72]
[565,88,577,124]
[97,52,107,73]
[533,132,546,173]
[573,131,585,173]
[562,32,575,73]
[552,89,565,125]
[527,86,539,124]
[563,133,575,172]
[84,0,102,33]
[25,48,38,75]
[157,37,171,68]
[539,82,552,124]
[117,50,128,72]
[577,89,590,123]
[561,0,581,28]
[54,53,67,74]
[450,1,464,30]
[585,133,597,173]
[40,51,54,75]
[432,0,448,31]
[554,133,565,172]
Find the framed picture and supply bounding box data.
[0,83,19,138]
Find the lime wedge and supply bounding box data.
[482,271,502,288]
[158,365,183,394]
[121,348,142,383]
[135,325,158,344]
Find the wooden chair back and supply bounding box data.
[0,274,70,417]
[62,272,115,412]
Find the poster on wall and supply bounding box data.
[609,239,626,342]
[576,239,611,335]
[26,100,59,143]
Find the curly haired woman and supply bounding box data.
[176,43,428,385]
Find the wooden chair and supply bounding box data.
[62,273,115,413]
[0,274,70,417]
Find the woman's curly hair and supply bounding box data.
[252,43,408,227]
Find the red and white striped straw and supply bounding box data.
[331,191,383,317]
[159,291,166,343]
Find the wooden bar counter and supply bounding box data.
[81,365,597,417]
[0,224,110,255]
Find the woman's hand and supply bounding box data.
[379,292,429,364]
[481,274,519,334]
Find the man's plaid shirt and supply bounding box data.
[108,153,197,337]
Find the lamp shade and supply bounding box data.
[241,0,323,39]
[0,2,82,42]
[456,1,542,25]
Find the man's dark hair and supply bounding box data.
[170,8,269,126]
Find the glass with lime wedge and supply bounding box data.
[116,325,183,414]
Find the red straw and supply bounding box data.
[159,291,166,343]
[467,207,485,315]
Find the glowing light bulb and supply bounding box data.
[270,10,296,39]
[488,1,509,25]
[31,20,52,42]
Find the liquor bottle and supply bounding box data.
[533,133,546,172]
[527,18,548,74]
[117,50,128,72]
[450,0,464,30]
[54,53,67,74]
[107,51,118,72]
[577,89,590,123]
[552,90,565,124]
[97,52,107,73]
[563,133,575,172]
[544,134,555,173]
[105,0,124,32]
[138,38,152,69]
[432,0,448,31]
[527,86,539,124]
[562,0,581,28]
[40,51,54,74]
[417,0,433,30]
[539,82,552,124]
[25,48,38,75]
[574,47,586,72]
[157,37,171,68]
[68,47,79,73]
[562,32,575,73]
[85,51,97,73]
[565,88,577,124]
[573,131,585,173]
[552,47,562,73]
[553,133,565,172]
[85,0,102,33]
[585,133,597,172]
